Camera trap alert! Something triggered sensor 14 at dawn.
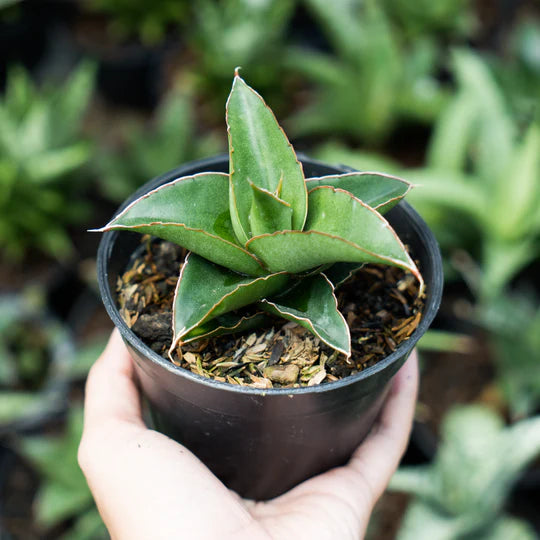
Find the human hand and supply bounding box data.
[79,329,418,540]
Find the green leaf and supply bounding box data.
[486,517,537,540]
[396,501,477,540]
[427,90,477,172]
[20,408,94,528]
[314,141,400,174]
[69,335,109,379]
[392,405,540,539]
[55,61,96,142]
[260,274,351,356]
[490,123,540,240]
[481,238,538,300]
[247,186,422,284]
[0,392,39,424]
[61,507,107,540]
[482,294,540,419]
[171,254,289,351]
[181,311,270,344]
[226,73,307,243]
[306,172,412,214]
[453,50,515,183]
[390,467,434,500]
[96,172,264,276]
[36,481,94,528]
[26,143,90,183]
[406,168,485,220]
[432,406,540,518]
[416,330,475,354]
[248,179,293,236]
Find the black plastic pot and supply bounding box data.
[97,155,443,500]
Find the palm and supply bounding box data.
[79,331,417,540]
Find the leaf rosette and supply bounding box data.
[95,71,423,359]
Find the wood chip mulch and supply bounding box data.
[117,237,425,388]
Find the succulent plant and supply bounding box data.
[96,87,223,202]
[0,62,95,260]
[21,407,107,539]
[96,72,423,358]
[390,405,540,540]
[406,50,540,300]
[286,0,447,143]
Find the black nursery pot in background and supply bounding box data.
[97,155,443,500]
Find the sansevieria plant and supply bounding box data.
[95,71,423,360]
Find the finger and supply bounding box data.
[80,332,267,539]
[83,328,144,430]
[346,350,419,499]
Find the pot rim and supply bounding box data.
[97,154,443,397]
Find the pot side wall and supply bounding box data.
[98,155,443,500]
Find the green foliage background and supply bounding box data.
[1,0,540,537]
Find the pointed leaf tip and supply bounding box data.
[226,73,307,240]
[95,172,264,276]
[248,179,293,236]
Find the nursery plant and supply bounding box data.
[493,17,540,125]
[20,408,107,539]
[383,0,475,39]
[390,405,540,540]
[96,71,424,360]
[393,50,540,300]
[0,290,71,430]
[481,292,540,421]
[96,87,222,202]
[189,0,295,115]
[0,62,95,260]
[286,0,447,143]
[318,51,540,426]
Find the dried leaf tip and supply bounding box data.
[234,66,242,77]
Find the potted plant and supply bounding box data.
[95,72,443,500]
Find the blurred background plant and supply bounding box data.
[86,0,189,45]
[481,293,540,422]
[493,17,540,126]
[406,50,540,301]
[0,289,71,432]
[0,62,95,261]
[286,0,451,144]
[390,405,540,540]
[95,84,223,202]
[188,0,296,117]
[19,408,107,539]
[1,0,540,537]
[382,0,476,40]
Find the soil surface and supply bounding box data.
[117,237,425,388]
